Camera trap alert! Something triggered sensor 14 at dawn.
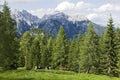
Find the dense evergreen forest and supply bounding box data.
[0,2,120,78]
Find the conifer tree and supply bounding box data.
[40,35,48,68]
[68,39,80,72]
[18,51,25,67]
[20,31,33,70]
[32,34,41,69]
[0,10,4,66]
[115,28,120,73]
[46,37,53,67]
[52,26,68,69]
[99,16,119,77]
[81,22,99,73]
[77,33,84,73]
[0,2,18,70]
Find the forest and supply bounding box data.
[0,2,120,79]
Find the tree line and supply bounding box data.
[0,2,120,77]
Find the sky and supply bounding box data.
[0,0,120,27]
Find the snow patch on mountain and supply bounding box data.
[11,9,40,23]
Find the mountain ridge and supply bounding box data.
[11,9,105,38]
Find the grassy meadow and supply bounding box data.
[0,68,119,80]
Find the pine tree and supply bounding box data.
[20,31,33,70]
[0,10,4,66]
[114,28,120,75]
[81,22,99,73]
[99,16,119,77]
[46,37,53,67]
[40,35,48,68]
[68,39,80,72]
[18,51,25,67]
[0,2,19,70]
[52,26,68,69]
[77,33,84,73]
[32,34,41,69]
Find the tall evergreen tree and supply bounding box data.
[77,33,84,73]
[81,22,99,73]
[52,26,68,69]
[32,34,41,69]
[68,39,80,72]
[18,51,25,67]
[46,37,53,67]
[40,35,48,68]
[0,10,4,66]
[0,2,18,70]
[99,16,119,77]
[20,31,33,70]
[114,28,120,75]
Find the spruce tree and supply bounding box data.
[114,28,120,75]
[46,37,53,67]
[68,39,80,72]
[20,31,33,70]
[52,26,68,69]
[0,10,4,66]
[32,34,41,69]
[99,17,119,76]
[81,22,99,73]
[0,2,18,70]
[77,33,84,73]
[40,35,48,68]
[18,51,25,67]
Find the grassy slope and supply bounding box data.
[0,69,119,80]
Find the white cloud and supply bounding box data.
[87,3,120,26]
[87,13,98,20]
[94,3,120,12]
[30,1,90,18]
[55,1,90,11]
[76,1,89,9]
[55,1,75,11]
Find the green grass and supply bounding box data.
[0,68,119,80]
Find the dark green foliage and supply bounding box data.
[52,26,68,69]
[99,17,119,77]
[114,28,120,76]
[80,22,99,74]
[115,29,120,70]
[18,51,25,67]
[46,37,53,66]
[32,34,41,69]
[20,31,33,70]
[40,35,48,68]
[67,39,80,72]
[77,33,84,73]
[0,2,19,70]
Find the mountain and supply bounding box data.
[11,10,105,38]
[11,9,40,35]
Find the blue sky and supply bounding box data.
[1,0,120,27]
